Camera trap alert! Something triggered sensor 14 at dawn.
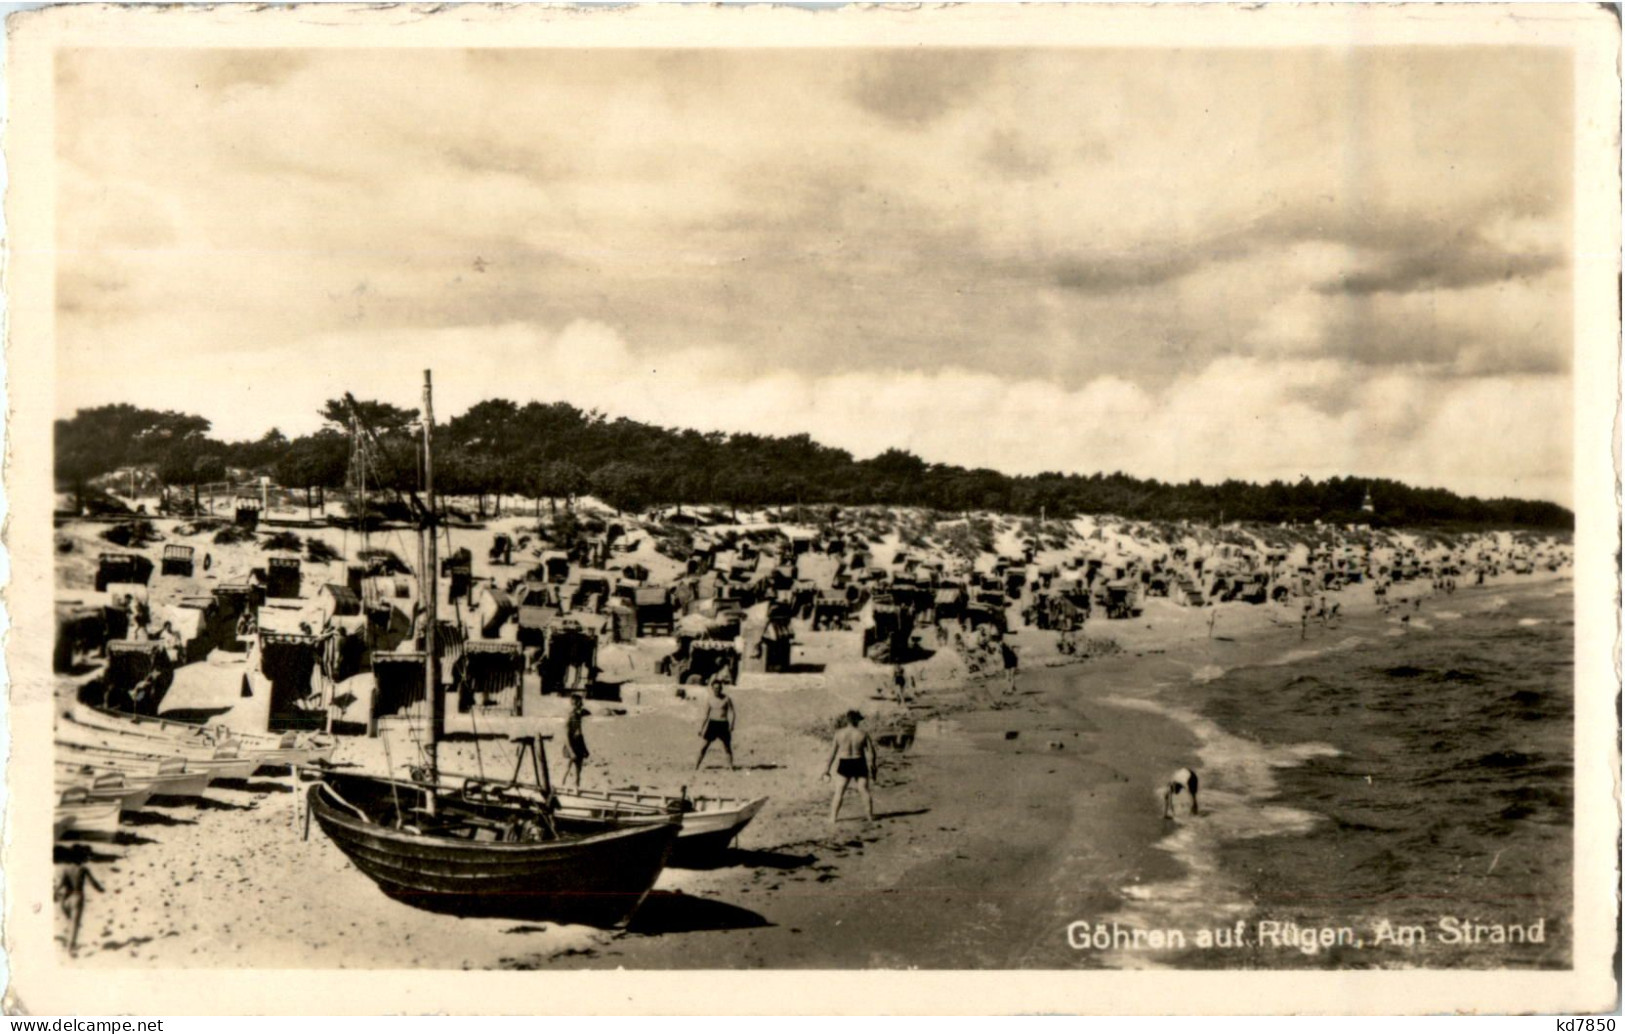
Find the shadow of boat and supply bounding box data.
[622,890,772,935]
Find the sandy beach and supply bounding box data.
[53,502,1570,970]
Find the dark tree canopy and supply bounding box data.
[53,397,1574,531]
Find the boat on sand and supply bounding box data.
[309,770,677,925]
[499,783,767,865]
[306,372,678,927]
[56,787,122,839]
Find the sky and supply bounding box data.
[55,46,1575,505]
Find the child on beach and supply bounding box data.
[1163,767,1199,819]
[823,710,879,826]
[561,693,590,789]
[55,845,104,956]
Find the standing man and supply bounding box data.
[561,693,590,789]
[823,710,879,826]
[891,663,909,705]
[695,676,737,770]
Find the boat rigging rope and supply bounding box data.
[380,734,406,829]
[318,782,370,824]
[467,679,487,785]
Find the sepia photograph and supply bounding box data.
[4,1,1618,1017]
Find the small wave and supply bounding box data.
[1189,664,1227,684]
[1278,741,1341,764]
[1475,749,1535,769]
[1434,611,1462,620]
[1518,618,1548,627]
[1265,636,1365,669]
[1268,647,1326,666]
[1103,695,1340,796]
[1388,665,1486,685]
[1330,814,1400,834]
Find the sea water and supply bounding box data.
[1107,580,1573,969]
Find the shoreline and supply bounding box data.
[55,509,1572,970]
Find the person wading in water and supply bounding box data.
[1163,767,1200,819]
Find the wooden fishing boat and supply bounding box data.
[57,717,261,781]
[56,787,122,839]
[56,738,240,790]
[55,766,156,811]
[71,699,337,766]
[523,786,766,865]
[308,373,679,927]
[309,770,677,926]
[56,748,214,799]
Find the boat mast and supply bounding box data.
[356,414,368,559]
[422,370,443,794]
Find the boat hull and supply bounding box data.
[72,701,337,766]
[59,719,257,781]
[309,781,678,926]
[57,800,122,839]
[550,790,767,866]
[145,771,214,799]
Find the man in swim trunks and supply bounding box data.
[695,677,737,770]
[823,709,879,825]
[562,693,590,789]
[1163,766,1199,819]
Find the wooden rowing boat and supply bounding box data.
[69,702,337,769]
[57,717,261,780]
[56,787,122,839]
[56,738,243,788]
[55,748,214,799]
[55,767,156,811]
[58,754,216,803]
[526,786,766,865]
[310,770,677,926]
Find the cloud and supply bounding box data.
[1312,233,1566,297]
[846,50,998,128]
[980,127,1060,180]
[52,46,1575,502]
[54,318,1573,507]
